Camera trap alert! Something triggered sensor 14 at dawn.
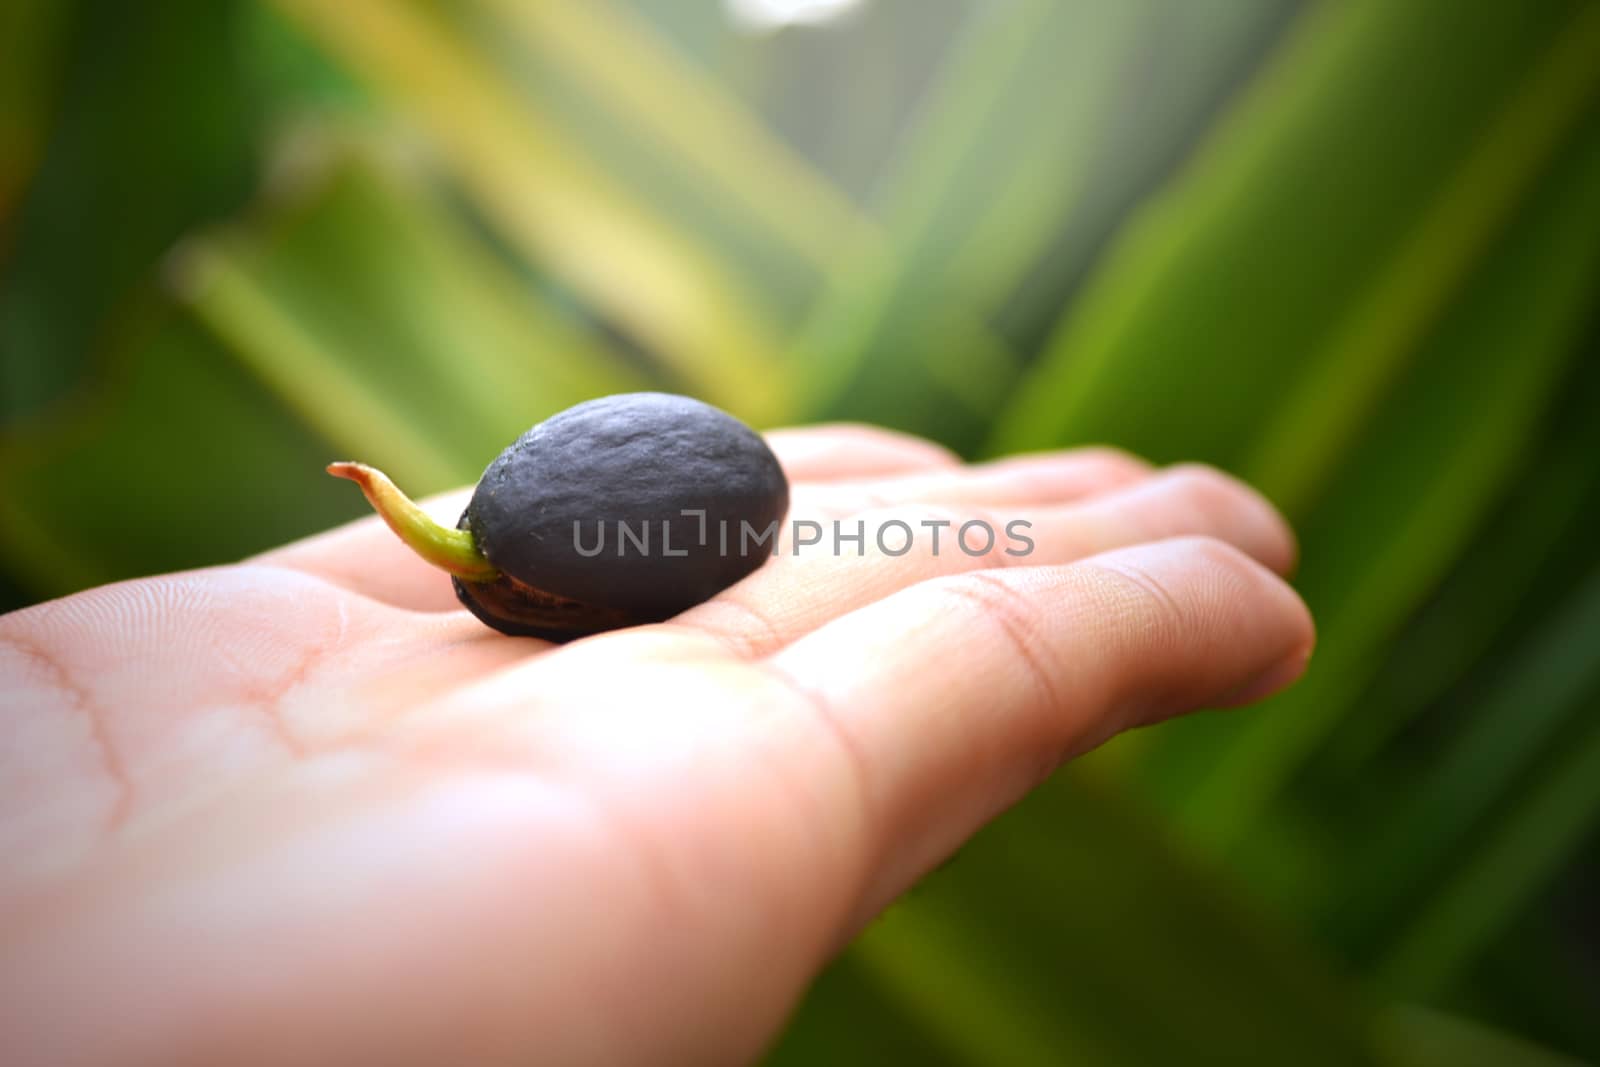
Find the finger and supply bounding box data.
[250,487,474,612]
[763,536,1315,924]
[680,463,1295,657]
[764,424,960,482]
[793,447,1151,513]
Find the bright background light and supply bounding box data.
[725,0,866,32]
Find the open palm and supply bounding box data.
[0,426,1311,1066]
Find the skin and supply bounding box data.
[0,427,1313,1067]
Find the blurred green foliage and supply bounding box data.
[2,0,1596,1062]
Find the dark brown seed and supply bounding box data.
[454,392,789,639]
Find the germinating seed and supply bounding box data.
[329,392,789,641]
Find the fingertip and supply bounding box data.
[1185,535,1315,706]
[1081,535,1315,721]
[1159,464,1300,577]
[1214,643,1313,707]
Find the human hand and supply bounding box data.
[0,426,1312,1066]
